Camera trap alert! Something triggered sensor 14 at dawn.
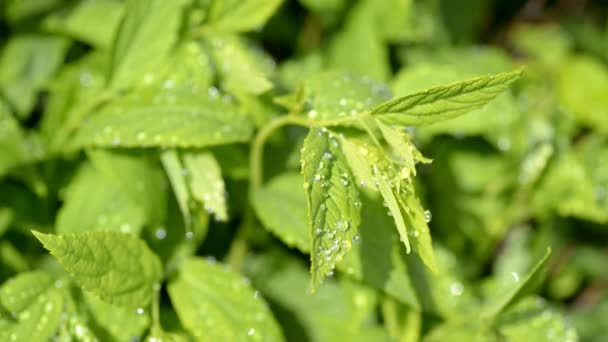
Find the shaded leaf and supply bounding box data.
[482,248,552,319]
[496,297,578,342]
[43,0,124,49]
[0,35,69,117]
[168,257,283,342]
[245,250,390,342]
[204,0,283,33]
[253,173,309,252]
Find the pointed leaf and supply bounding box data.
[0,35,69,117]
[204,0,283,33]
[73,86,254,148]
[372,69,523,125]
[301,128,361,290]
[482,248,552,319]
[43,0,124,49]
[168,258,283,342]
[109,0,187,89]
[253,173,309,252]
[33,231,163,308]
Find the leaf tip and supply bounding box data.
[32,230,50,246]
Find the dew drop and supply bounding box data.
[155,227,167,240]
[352,235,360,244]
[450,282,464,296]
[208,86,220,98]
[424,210,432,223]
[136,308,144,315]
[120,223,132,233]
[185,231,194,240]
[247,328,255,336]
[511,271,520,283]
[336,220,349,232]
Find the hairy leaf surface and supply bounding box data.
[33,231,163,307]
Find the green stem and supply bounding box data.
[249,114,310,192]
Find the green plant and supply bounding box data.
[1,0,607,341]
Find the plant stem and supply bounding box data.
[249,114,310,192]
[152,283,161,329]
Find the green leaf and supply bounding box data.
[161,150,193,229]
[88,149,167,228]
[482,248,552,319]
[109,0,187,89]
[207,35,274,95]
[0,271,64,342]
[372,68,523,126]
[73,85,254,148]
[328,1,390,81]
[33,231,163,308]
[83,292,150,341]
[376,169,411,252]
[183,150,228,221]
[55,163,146,234]
[4,0,64,23]
[557,55,608,132]
[390,62,521,151]
[301,128,362,290]
[204,0,283,33]
[41,52,107,148]
[168,257,283,341]
[301,71,392,121]
[496,297,578,342]
[245,251,391,342]
[339,132,437,272]
[0,35,70,118]
[533,144,608,223]
[253,173,309,252]
[43,0,125,49]
[0,103,26,176]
